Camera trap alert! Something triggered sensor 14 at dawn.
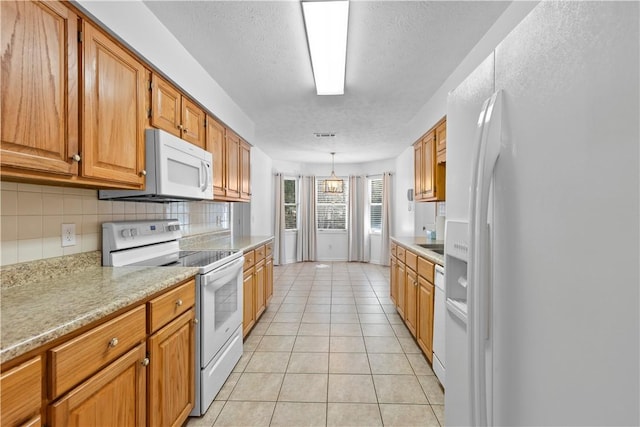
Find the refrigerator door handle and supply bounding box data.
[468,89,503,427]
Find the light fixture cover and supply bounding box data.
[323,153,344,193]
[302,0,349,95]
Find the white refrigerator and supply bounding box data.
[444,2,639,426]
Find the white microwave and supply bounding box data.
[99,129,213,202]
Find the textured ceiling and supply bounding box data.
[144,1,510,164]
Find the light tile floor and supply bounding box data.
[186,262,445,427]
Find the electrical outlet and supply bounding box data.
[61,223,76,247]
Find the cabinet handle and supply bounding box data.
[141,357,150,367]
[108,337,119,348]
[177,124,184,130]
[71,154,81,162]
[193,318,199,325]
[183,128,188,133]
[139,169,147,176]
[176,299,183,307]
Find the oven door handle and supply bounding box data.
[202,256,245,289]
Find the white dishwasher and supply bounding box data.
[432,264,446,387]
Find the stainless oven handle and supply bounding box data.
[202,256,245,288]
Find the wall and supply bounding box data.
[74,0,255,142]
[393,146,415,237]
[272,158,395,263]
[249,147,274,236]
[0,182,229,266]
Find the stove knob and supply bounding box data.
[130,228,138,237]
[121,229,131,238]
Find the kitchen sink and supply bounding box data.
[417,243,444,255]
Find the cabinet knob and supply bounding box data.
[177,124,184,130]
[176,299,183,307]
[140,169,147,176]
[193,318,199,325]
[141,357,150,367]
[183,128,188,133]
[71,154,81,162]
[108,337,119,348]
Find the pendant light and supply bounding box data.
[323,152,344,193]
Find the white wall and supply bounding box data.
[316,231,348,262]
[249,147,273,236]
[74,0,255,142]
[369,234,382,265]
[393,146,415,237]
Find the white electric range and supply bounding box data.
[102,219,244,416]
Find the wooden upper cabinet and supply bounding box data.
[151,74,205,149]
[414,117,446,202]
[181,98,206,148]
[206,115,226,198]
[240,139,251,201]
[436,119,447,164]
[151,74,181,138]
[82,21,146,187]
[225,130,241,199]
[0,0,79,176]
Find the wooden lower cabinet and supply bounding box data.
[396,262,406,319]
[148,309,195,427]
[266,255,274,303]
[404,267,418,337]
[417,276,435,362]
[243,268,256,337]
[49,343,147,427]
[0,356,42,427]
[390,256,398,304]
[255,259,266,319]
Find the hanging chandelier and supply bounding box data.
[323,152,344,193]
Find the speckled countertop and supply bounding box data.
[391,236,445,266]
[0,233,273,364]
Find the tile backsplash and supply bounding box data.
[0,182,230,266]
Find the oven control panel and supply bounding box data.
[102,219,182,252]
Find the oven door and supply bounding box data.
[200,256,244,366]
[155,130,213,200]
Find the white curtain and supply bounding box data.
[380,172,392,266]
[297,176,317,261]
[348,175,370,262]
[273,173,286,265]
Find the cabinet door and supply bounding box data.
[243,269,255,337]
[405,267,418,337]
[151,74,181,138]
[417,277,434,362]
[413,141,423,201]
[421,131,436,200]
[50,343,147,427]
[225,131,241,199]
[148,309,195,427]
[82,21,146,186]
[181,97,205,149]
[254,260,266,319]
[240,140,251,201]
[436,119,447,163]
[1,356,42,427]
[266,255,274,303]
[390,257,398,305]
[206,115,226,198]
[1,0,79,176]
[396,262,406,318]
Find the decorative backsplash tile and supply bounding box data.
[0,182,230,266]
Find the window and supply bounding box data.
[316,178,348,230]
[369,178,383,232]
[284,178,298,230]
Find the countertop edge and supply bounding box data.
[391,236,445,266]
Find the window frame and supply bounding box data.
[369,177,383,234]
[284,177,299,231]
[316,176,349,232]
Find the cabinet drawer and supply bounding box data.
[265,242,273,257]
[49,305,146,399]
[255,245,266,262]
[390,243,397,258]
[244,249,255,271]
[1,356,41,427]
[405,250,417,272]
[418,257,435,282]
[396,246,406,263]
[148,279,195,333]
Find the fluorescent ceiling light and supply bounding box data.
[302,0,349,95]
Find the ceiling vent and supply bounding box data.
[314,132,336,138]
